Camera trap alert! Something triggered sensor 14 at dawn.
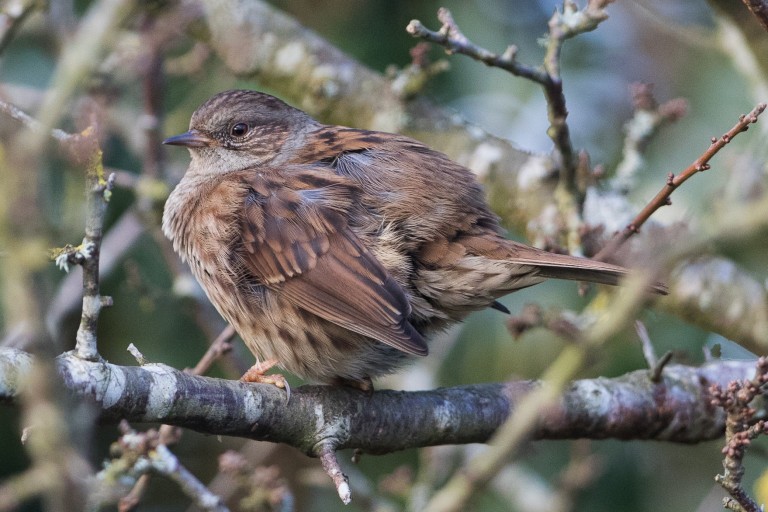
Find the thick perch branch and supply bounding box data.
[0,348,755,450]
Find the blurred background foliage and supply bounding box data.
[1,0,767,510]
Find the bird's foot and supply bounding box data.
[241,359,290,401]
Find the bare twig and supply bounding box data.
[319,444,351,505]
[118,326,235,509]
[189,325,236,376]
[72,127,114,361]
[741,0,768,32]
[543,0,613,201]
[635,321,673,383]
[408,3,614,255]
[649,352,674,384]
[406,9,544,83]
[0,98,115,360]
[96,422,229,512]
[0,99,70,141]
[595,102,767,262]
[711,357,768,512]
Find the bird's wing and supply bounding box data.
[240,170,428,356]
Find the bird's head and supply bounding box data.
[164,90,315,173]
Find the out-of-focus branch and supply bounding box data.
[741,0,768,31]
[422,268,659,512]
[0,358,93,512]
[94,421,229,512]
[0,99,70,142]
[34,0,134,145]
[709,0,768,109]
[611,83,688,193]
[0,0,38,54]
[1,98,116,360]
[115,330,234,511]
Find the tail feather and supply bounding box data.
[511,248,668,295]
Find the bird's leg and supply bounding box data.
[241,358,290,398]
[331,375,374,394]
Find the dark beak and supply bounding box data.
[162,129,215,148]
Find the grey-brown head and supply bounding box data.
[163,90,316,173]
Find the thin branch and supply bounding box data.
[189,325,236,376]
[543,0,614,200]
[0,99,71,141]
[711,357,768,512]
[153,444,229,512]
[741,0,768,32]
[408,3,614,255]
[635,320,658,368]
[405,9,545,83]
[0,99,115,359]
[73,131,114,361]
[95,421,229,512]
[319,444,351,505]
[594,102,767,262]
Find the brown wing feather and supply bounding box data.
[240,170,428,356]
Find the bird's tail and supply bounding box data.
[509,243,668,295]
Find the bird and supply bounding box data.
[162,89,663,390]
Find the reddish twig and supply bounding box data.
[189,325,236,376]
[595,103,767,262]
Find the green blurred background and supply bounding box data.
[1,0,766,510]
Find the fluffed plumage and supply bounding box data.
[163,90,663,385]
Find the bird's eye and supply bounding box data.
[230,123,249,137]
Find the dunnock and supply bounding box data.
[163,90,662,388]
